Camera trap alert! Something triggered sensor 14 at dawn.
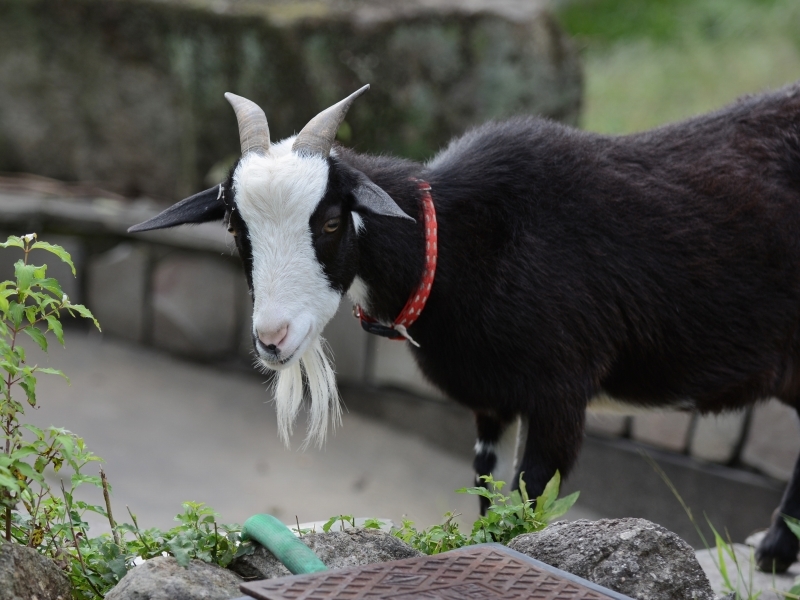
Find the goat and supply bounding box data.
[130,82,800,572]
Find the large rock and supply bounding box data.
[508,518,715,600]
[0,0,581,201]
[105,556,243,600]
[0,540,71,600]
[228,528,422,580]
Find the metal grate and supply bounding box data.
[239,544,634,600]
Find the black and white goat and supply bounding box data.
[131,82,800,572]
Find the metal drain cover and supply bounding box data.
[239,543,634,599]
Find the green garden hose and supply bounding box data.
[241,514,328,575]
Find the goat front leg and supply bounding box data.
[473,413,521,514]
[756,420,800,572]
[514,396,586,501]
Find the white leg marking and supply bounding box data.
[491,417,522,487]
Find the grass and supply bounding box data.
[553,0,800,134]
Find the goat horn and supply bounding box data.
[292,85,370,157]
[224,92,270,156]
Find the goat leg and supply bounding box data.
[756,418,800,573]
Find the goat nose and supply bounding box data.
[258,324,289,351]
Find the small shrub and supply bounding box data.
[393,472,579,554]
[0,234,246,599]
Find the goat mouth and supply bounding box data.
[257,352,295,370]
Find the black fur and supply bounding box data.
[130,82,800,572]
[336,83,800,572]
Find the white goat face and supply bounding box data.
[233,143,341,370]
[127,87,412,447]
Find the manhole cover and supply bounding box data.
[239,543,634,599]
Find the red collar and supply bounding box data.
[354,180,437,347]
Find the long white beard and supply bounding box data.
[271,337,341,449]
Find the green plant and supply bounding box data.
[393,471,579,555]
[0,234,248,599]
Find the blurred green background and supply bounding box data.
[554,0,800,134]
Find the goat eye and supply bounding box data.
[323,218,340,234]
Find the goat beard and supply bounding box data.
[268,337,341,449]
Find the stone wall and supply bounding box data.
[0,0,581,200]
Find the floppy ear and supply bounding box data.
[128,185,226,233]
[352,173,415,222]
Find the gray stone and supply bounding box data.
[106,556,243,600]
[228,528,422,580]
[631,412,693,452]
[151,253,239,358]
[0,0,581,200]
[508,518,715,600]
[689,411,746,464]
[742,399,800,481]
[87,243,149,342]
[0,540,71,600]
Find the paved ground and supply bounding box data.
[23,328,598,535]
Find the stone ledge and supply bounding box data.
[0,193,233,254]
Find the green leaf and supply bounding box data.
[22,327,47,351]
[65,303,101,331]
[21,424,44,439]
[37,278,63,298]
[363,518,385,530]
[23,305,37,325]
[8,302,24,328]
[35,367,69,383]
[543,492,580,522]
[31,241,76,276]
[14,261,35,292]
[321,516,338,533]
[536,471,562,513]
[44,315,64,345]
[12,460,40,483]
[0,236,25,250]
[784,514,800,540]
[19,376,36,407]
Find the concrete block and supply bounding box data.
[371,336,446,401]
[151,253,238,358]
[0,233,83,303]
[323,301,369,384]
[87,243,148,342]
[742,399,800,481]
[630,411,693,453]
[689,411,747,464]
[585,411,629,438]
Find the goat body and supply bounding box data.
[130,82,800,572]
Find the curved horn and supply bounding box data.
[292,85,370,157]
[224,92,270,156]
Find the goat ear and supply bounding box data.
[128,185,226,233]
[353,175,415,222]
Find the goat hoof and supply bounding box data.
[755,528,799,573]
